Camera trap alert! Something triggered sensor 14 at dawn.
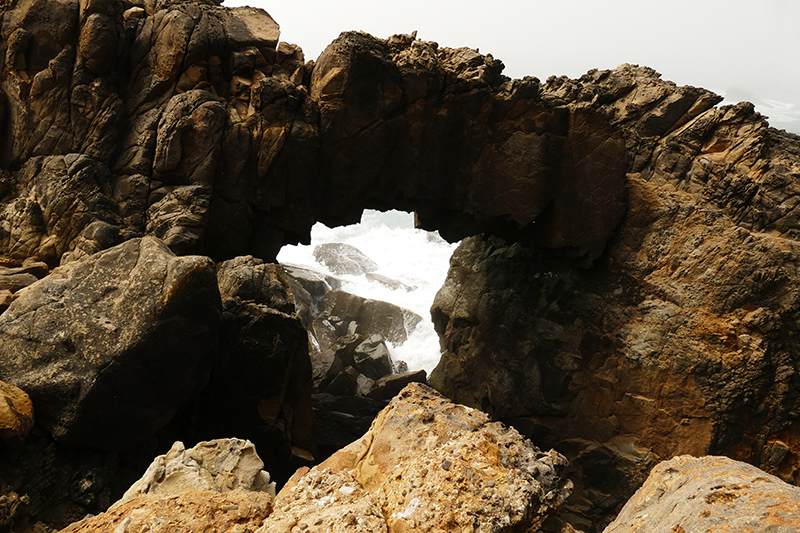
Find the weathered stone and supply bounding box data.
[0,237,222,450]
[603,455,800,533]
[60,490,273,533]
[352,334,393,380]
[319,290,422,345]
[366,369,428,401]
[309,383,572,532]
[313,242,379,275]
[113,439,274,509]
[0,380,34,445]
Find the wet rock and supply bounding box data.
[319,290,421,344]
[603,455,800,533]
[0,380,33,445]
[309,383,572,532]
[60,490,273,533]
[112,439,275,509]
[365,272,415,291]
[313,242,379,276]
[0,237,222,451]
[352,334,393,380]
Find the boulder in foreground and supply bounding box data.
[603,455,800,533]
[272,383,572,532]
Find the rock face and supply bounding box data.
[429,65,800,530]
[0,237,222,450]
[603,455,800,533]
[0,0,628,267]
[60,490,273,533]
[113,439,275,509]
[312,242,378,275]
[272,383,572,533]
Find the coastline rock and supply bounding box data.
[0,237,222,450]
[60,490,273,533]
[313,242,379,275]
[0,380,33,445]
[112,439,275,509]
[319,289,422,344]
[293,383,572,532]
[603,455,800,533]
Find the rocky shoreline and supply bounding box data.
[2,0,800,531]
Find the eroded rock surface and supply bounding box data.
[0,380,33,445]
[275,383,572,533]
[430,65,800,530]
[603,455,800,533]
[0,237,222,450]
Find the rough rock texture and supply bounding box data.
[318,289,422,345]
[603,455,800,533]
[313,242,378,275]
[430,65,800,530]
[277,383,572,533]
[0,380,33,445]
[59,489,273,533]
[113,439,274,509]
[0,237,222,450]
[0,0,628,267]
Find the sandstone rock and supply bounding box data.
[302,383,572,532]
[603,455,800,533]
[260,468,386,533]
[0,380,34,445]
[0,289,16,313]
[60,490,273,533]
[113,439,274,509]
[0,237,222,450]
[313,242,379,275]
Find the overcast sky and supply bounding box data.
[225,0,799,133]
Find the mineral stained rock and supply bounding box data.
[59,490,273,533]
[602,455,800,533]
[429,65,800,529]
[0,380,33,445]
[112,439,275,510]
[0,0,627,266]
[0,237,222,450]
[272,383,572,533]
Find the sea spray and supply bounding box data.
[277,210,459,375]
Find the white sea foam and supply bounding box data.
[277,210,459,375]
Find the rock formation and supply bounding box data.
[602,455,800,533]
[430,66,800,529]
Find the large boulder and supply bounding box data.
[0,380,33,445]
[603,455,800,533]
[0,237,222,450]
[312,242,378,275]
[274,383,572,533]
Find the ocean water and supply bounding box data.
[277,210,460,375]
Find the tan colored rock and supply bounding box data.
[603,455,800,533]
[113,439,275,509]
[276,383,571,533]
[60,490,272,533]
[0,380,33,444]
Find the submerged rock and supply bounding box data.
[603,455,800,533]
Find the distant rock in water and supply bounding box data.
[313,243,379,275]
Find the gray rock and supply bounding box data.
[603,455,800,533]
[319,289,422,345]
[353,334,393,380]
[313,243,378,275]
[0,237,222,450]
[112,439,275,510]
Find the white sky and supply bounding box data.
[224,0,800,133]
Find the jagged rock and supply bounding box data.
[180,256,316,483]
[603,455,800,533]
[0,237,222,450]
[0,380,33,445]
[352,333,393,380]
[112,439,274,509]
[60,490,273,533]
[366,369,428,401]
[429,66,800,530]
[319,289,422,344]
[260,468,387,533]
[0,290,15,313]
[312,242,379,275]
[297,383,572,532]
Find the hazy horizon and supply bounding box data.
[224,0,799,134]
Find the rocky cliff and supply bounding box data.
[2,0,800,531]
